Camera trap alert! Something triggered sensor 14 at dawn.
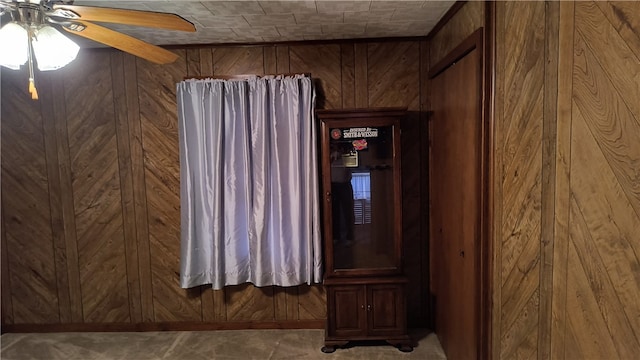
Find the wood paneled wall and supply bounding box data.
[428,1,640,358]
[492,1,640,359]
[429,1,484,66]
[1,39,430,330]
[493,1,546,357]
[553,1,640,358]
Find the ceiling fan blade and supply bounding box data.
[51,5,196,32]
[61,21,178,64]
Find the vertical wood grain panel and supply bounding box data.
[213,47,265,75]
[273,286,287,321]
[538,2,559,358]
[572,2,640,284]
[1,203,13,324]
[138,50,202,322]
[567,107,640,356]
[420,40,431,114]
[565,213,619,359]
[1,70,60,324]
[111,52,143,323]
[186,49,200,77]
[576,3,640,134]
[284,286,300,320]
[276,45,290,74]
[497,2,545,358]
[368,42,420,110]
[290,45,342,110]
[200,48,214,76]
[64,51,130,323]
[122,54,154,323]
[564,4,640,354]
[341,44,355,109]
[225,284,274,321]
[569,194,640,359]
[574,4,640,209]
[430,1,484,66]
[550,2,574,358]
[354,43,368,108]
[39,72,73,323]
[298,285,326,320]
[263,46,277,75]
[594,2,640,66]
[50,68,83,323]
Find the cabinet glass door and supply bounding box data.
[324,122,400,273]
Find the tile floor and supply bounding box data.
[1,328,446,360]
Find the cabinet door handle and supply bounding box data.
[367,304,371,311]
[361,305,365,310]
[326,192,331,202]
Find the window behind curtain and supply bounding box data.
[177,75,322,290]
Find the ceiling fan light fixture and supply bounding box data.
[0,22,29,70]
[31,25,79,71]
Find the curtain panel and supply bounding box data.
[177,75,322,289]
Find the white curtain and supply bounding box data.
[177,75,322,289]
[351,172,371,200]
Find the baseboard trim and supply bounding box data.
[2,320,325,333]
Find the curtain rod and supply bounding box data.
[184,73,311,81]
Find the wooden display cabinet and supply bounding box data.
[317,108,412,353]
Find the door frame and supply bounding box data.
[428,23,494,360]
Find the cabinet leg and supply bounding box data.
[321,340,349,353]
[321,346,336,353]
[385,340,414,352]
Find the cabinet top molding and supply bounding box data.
[316,107,407,119]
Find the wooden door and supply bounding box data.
[429,36,482,359]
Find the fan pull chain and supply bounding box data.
[27,27,38,100]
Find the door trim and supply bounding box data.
[428,29,483,79]
[484,3,496,359]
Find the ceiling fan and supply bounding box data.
[0,0,196,99]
